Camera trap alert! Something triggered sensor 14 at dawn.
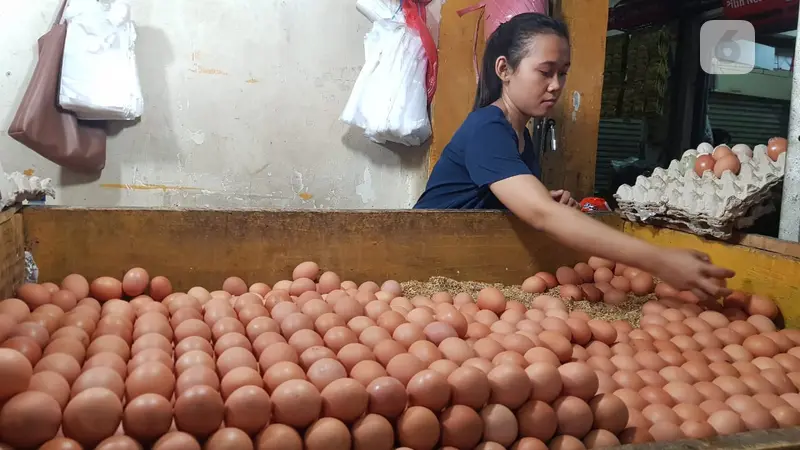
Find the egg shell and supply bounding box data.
[397,406,440,450]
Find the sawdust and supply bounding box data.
[401,276,655,327]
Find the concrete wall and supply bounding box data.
[0,0,439,208]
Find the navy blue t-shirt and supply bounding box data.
[414,105,541,209]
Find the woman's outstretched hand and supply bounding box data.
[650,248,735,301]
[550,189,579,209]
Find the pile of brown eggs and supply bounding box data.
[0,259,797,450]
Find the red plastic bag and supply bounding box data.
[457,0,549,83]
[403,0,438,104]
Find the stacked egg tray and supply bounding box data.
[614,144,786,240]
[0,260,797,449]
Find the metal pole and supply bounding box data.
[778,14,800,242]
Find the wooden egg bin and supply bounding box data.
[2,206,800,449]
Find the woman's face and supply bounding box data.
[501,34,571,117]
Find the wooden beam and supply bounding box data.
[428,0,485,174]
[542,0,608,197]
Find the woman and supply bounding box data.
[414,13,733,300]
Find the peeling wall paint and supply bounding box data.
[0,0,437,209]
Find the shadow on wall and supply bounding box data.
[340,126,429,184]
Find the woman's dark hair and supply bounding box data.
[473,13,569,111]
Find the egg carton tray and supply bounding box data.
[614,144,786,240]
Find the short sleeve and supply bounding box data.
[464,120,533,187]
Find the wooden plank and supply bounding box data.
[0,208,25,299]
[21,207,589,291]
[733,232,800,260]
[541,0,608,197]
[624,222,800,328]
[427,0,485,174]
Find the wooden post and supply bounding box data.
[541,0,609,198]
[427,0,485,174]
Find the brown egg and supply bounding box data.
[422,321,458,346]
[444,365,490,409]
[16,283,53,310]
[245,317,279,343]
[743,334,780,358]
[385,352,425,386]
[150,431,201,450]
[351,414,394,450]
[0,347,33,401]
[771,405,800,428]
[320,377,368,423]
[515,400,557,442]
[263,361,305,393]
[395,406,440,450]
[62,387,122,446]
[553,396,593,438]
[558,362,598,400]
[538,331,572,362]
[34,353,82,385]
[257,342,297,373]
[213,333,252,357]
[93,435,142,450]
[72,366,125,400]
[439,404,483,449]
[306,357,347,391]
[220,367,262,399]
[217,347,258,378]
[288,329,325,354]
[476,288,506,314]
[618,427,654,444]
[335,342,374,372]
[588,393,628,433]
[0,390,61,447]
[640,386,675,406]
[301,418,351,450]
[173,384,224,438]
[525,363,562,403]
[203,427,254,450]
[361,376,406,419]
[487,364,531,409]
[406,369,450,411]
[254,424,303,450]
[122,393,173,442]
[348,360,385,387]
[708,409,745,435]
[224,385,272,435]
[131,333,172,357]
[83,351,127,381]
[270,379,321,427]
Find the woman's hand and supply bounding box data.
[550,189,579,209]
[491,175,737,299]
[649,248,735,300]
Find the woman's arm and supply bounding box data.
[491,174,734,299]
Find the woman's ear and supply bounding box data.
[495,56,511,82]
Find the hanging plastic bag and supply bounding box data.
[457,0,549,83]
[58,0,143,120]
[356,0,403,22]
[402,0,438,104]
[340,19,432,146]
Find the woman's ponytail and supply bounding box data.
[471,13,570,112]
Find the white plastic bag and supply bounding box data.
[356,0,403,22]
[59,0,143,120]
[341,20,432,147]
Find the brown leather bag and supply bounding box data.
[8,0,107,173]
